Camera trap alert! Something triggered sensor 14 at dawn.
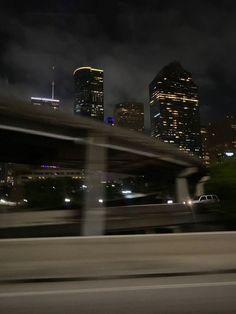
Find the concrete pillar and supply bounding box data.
[81,135,107,236]
[176,177,190,203]
[175,167,197,203]
[195,176,210,196]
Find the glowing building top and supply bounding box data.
[31,97,60,111]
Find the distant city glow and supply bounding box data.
[125,193,145,199]
[122,190,132,194]
[0,199,16,206]
[225,152,234,157]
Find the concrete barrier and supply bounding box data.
[0,204,203,230]
[0,232,236,280]
[0,204,192,227]
[0,210,75,227]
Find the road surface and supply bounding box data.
[1,273,236,313]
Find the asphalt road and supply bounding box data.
[1,273,236,314]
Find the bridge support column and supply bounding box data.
[195,176,210,196]
[81,135,107,236]
[176,177,189,203]
[176,167,198,203]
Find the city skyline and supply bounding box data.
[0,1,235,124]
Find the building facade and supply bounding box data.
[149,61,201,157]
[114,102,144,132]
[73,67,104,120]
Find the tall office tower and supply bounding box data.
[31,97,60,110]
[114,102,144,132]
[73,67,104,120]
[200,127,210,165]
[149,61,202,156]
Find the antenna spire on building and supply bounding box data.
[52,65,55,99]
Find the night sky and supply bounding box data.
[0,0,236,124]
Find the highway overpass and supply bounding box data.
[0,100,206,235]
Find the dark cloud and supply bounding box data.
[0,0,236,123]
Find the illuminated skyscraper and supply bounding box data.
[114,102,144,132]
[73,67,104,120]
[200,127,210,165]
[149,61,201,156]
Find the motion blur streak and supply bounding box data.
[1,281,236,298]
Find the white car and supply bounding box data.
[191,194,220,204]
